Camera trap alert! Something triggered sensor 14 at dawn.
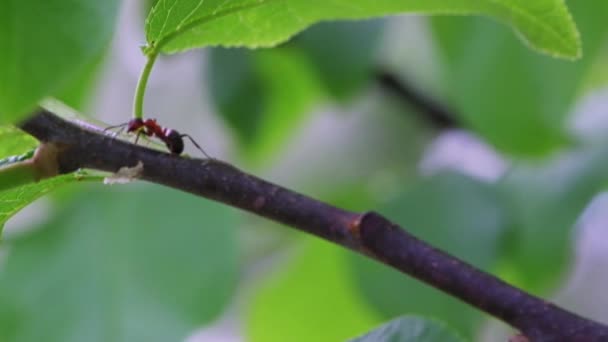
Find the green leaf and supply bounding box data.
[351,172,506,338]
[349,316,464,342]
[0,0,119,122]
[247,237,381,342]
[497,144,608,293]
[431,0,608,155]
[0,185,240,342]
[208,47,322,163]
[145,0,580,60]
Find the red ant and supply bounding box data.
[105,118,210,158]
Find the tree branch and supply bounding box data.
[19,109,608,341]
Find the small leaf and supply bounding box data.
[145,0,580,59]
[0,0,119,122]
[349,316,464,342]
[0,185,240,342]
[351,172,506,337]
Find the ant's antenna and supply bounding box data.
[103,122,130,140]
[181,134,211,158]
[103,122,129,132]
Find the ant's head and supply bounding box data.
[165,129,184,155]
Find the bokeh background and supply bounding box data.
[2,0,608,341]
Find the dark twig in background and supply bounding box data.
[19,109,608,341]
[375,69,460,129]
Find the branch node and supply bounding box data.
[32,142,62,181]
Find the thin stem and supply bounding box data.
[132,1,274,121]
[133,51,159,119]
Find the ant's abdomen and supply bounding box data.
[164,129,184,154]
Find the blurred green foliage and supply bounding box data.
[247,237,380,341]
[208,20,384,163]
[498,145,608,293]
[431,0,608,155]
[208,47,323,163]
[0,0,119,123]
[1,0,608,341]
[0,185,240,342]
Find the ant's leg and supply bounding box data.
[181,134,211,158]
[135,127,156,146]
[134,131,143,145]
[114,126,127,138]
